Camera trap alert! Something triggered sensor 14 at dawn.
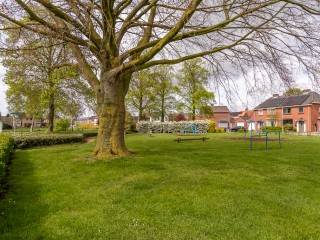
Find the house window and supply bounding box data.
[266,119,277,127]
[283,108,291,114]
[283,119,293,125]
[218,121,229,128]
[298,107,304,113]
[258,109,263,115]
[267,108,275,114]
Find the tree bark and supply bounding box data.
[93,74,131,158]
[161,93,165,122]
[48,97,55,132]
[30,116,34,132]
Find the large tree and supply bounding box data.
[1,1,320,158]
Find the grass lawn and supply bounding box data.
[1,133,320,239]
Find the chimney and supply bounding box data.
[302,89,311,94]
[273,93,279,98]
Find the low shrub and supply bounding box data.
[284,123,293,132]
[13,134,84,149]
[3,122,13,130]
[54,118,71,132]
[82,132,98,138]
[214,128,225,133]
[0,134,14,197]
[263,126,282,132]
[208,120,216,133]
[136,120,210,133]
[78,123,99,130]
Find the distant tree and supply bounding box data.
[148,65,176,122]
[284,88,303,96]
[175,113,187,122]
[126,69,155,121]
[175,59,215,120]
[199,105,214,119]
[267,110,281,126]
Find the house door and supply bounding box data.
[318,121,320,132]
[298,121,305,133]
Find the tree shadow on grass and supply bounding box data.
[0,150,49,239]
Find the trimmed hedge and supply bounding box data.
[13,134,85,149]
[0,134,14,196]
[263,126,282,132]
[136,120,210,133]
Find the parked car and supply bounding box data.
[230,126,246,132]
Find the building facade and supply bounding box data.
[249,90,320,133]
[212,106,231,129]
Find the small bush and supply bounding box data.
[3,122,13,130]
[214,128,224,133]
[263,126,282,132]
[0,134,14,197]
[54,118,71,132]
[208,120,216,133]
[284,123,293,132]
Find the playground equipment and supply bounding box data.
[245,120,281,150]
[180,124,200,135]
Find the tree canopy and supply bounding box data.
[1,27,93,132]
[175,58,214,120]
[1,1,320,158]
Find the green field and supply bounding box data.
[1,133,320,239]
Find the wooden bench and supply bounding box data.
[174,137,209,142]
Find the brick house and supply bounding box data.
[231,110,254,129]
[212,106,230,129]
[249,90,320,133]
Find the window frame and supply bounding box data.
[267,108,276,114]
[258,109,263,115]
[283,107,292,114]
[298,107,304,113]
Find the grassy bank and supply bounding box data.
[1,133,320,239]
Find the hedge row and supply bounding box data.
[263,126,282,132]
[0,134,14,197]
[136,121,210,133]
[13,134,85,149]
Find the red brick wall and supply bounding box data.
[212,112,230,127]
[250,104,320,132]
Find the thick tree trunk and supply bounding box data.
[93,75,131,158]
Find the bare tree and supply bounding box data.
[1,1,320,158]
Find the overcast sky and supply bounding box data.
[0,65,8,116]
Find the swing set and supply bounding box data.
[244,120,281,150]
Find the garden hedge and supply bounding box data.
[0,134,14,197]
[136,120,210,133]
[13,134,85,149]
